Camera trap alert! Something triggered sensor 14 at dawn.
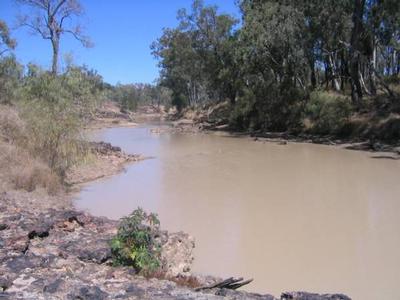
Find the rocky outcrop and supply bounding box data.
[65,141,145,186]
[88,101,137,129]
[0,191,198,299]
[0,189,352,300]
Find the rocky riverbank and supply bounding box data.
[0,103,354,299]
[0,184,352,300]
[87,101,138,130]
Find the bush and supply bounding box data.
[111,208,162,274]
[171,93,187,112]
[0,56,23,104]
[229,89,256,130]
[305,91,352,135]
[16,67,103,177]
[230,83,305,132]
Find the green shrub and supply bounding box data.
[230,84,305,132]
[229,89,256,130]
[18,72,87,177]
[15,65,105,177]
[305,91,352,135]
[0,56,23,104]
[111,208,162,274]
[171,93,187,112]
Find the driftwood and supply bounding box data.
[195,277,253,292]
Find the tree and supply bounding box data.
[17,0,92,74]
[349,0,366,107]
[0,20,16,56]
[152,0,238,108]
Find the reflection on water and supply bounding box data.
[76,126,400,300]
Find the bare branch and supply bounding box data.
[17,15,51,39]
[50,0,67,19]
[64,27,92,47]
[16,0,48,11]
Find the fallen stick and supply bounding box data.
[195,277,253,291]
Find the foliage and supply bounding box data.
[0,20,16,56]
[0,56,23,104]
[111,83,172,112]
[152,0,238,107]
[1,61,105,179]
[17,65,106,177]
[111,208,162,274]
[154,0,400,133]
[305,91,353,135]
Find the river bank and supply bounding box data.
[0,104,353,299]
[168,102,400,159]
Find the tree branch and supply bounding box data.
[18,18,51,39]
[63,29,92,47]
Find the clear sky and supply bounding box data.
[0,0,239,85]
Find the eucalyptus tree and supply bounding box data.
[152,0,238,108]
[238,0,309,130]
[0,20,16,56]
[17,0,92,74]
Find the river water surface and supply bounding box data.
[75,125,400,300]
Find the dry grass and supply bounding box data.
[0,142,61,195]
[12,162,61,195]
[0,104,26,143]
[0,105,62,195]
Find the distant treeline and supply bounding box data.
[110,83,172,112]
[152,0,400,132]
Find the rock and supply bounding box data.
[161,232,195,277]
[216,288,276,299]
[68,285,109,300]
[43,278,64,293]
[6,255,44,273]
[77,246,112,264]
[281,292,351,300]
[90,141,122,155]
[124,284,146,298]
[0,277,12,291]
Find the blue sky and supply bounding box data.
[0,0,239,84]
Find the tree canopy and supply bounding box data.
[153,0,400,131]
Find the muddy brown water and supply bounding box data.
[75,125,400,300]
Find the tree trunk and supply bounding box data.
[349,0,365,108]
[309,58,317,89]
[369,43,377,95]
[328,54,341,91]
[51,37,59,75]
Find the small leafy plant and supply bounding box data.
[110,208,162,274]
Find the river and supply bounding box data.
[75,125,400,300]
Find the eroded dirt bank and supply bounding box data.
[0,104,352,299]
